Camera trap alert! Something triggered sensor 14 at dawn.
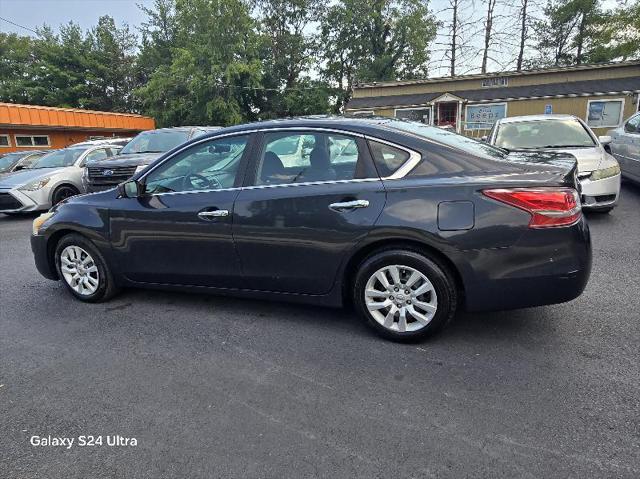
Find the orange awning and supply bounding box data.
[0,103,155,131]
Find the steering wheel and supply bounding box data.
[182,173,220,191]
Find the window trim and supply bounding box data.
[394,106,433,126]
[138,127,421,196]
[464,102,508,131]
[585,98,625,128]
[0,134,11,147]
[14,134,51,148]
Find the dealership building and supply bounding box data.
[346,60,640,137]
[0,103,155,153]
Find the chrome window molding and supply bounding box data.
[138,126,422,197]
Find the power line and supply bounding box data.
[0,15,40,36]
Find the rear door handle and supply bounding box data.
[198,209,229,220]
[328,200,370,212]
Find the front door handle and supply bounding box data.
[328,200,370,212]
[198,209,229,220]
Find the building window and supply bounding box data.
[481,77,508,88]
[0,135,10,147]
[348,110,374,118]
[465,103,507,130]
[395,107,432,124]
[586,99,624,128]
[15,135,50,147]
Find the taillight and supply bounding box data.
[483,187,581,228]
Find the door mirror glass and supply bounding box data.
[598,135,612,145]
[480,136,488,142]
[119,180,142,198]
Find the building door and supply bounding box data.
[437,102,458,128]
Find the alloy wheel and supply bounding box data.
[60,245,100,296]
[364,264,438,333]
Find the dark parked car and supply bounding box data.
[83,127,220,192]
[0,150,49,174]
[31,117,591,341]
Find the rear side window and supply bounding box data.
[368,141,409,177]
[255,132,360,185]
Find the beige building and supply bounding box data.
[346,61,640,137]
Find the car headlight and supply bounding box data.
[20,177,51,191]
[32,211,55,235]
[591,164,620,181]
[135,165,149,175]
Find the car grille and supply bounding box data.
[0,193,23,210]
[87,166,138,186]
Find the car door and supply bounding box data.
[624,114,640,181]
[109,134,254,287]
[232,129,386,295]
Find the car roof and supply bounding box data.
[199,116,394,137]
[497,114,580,124]
[71,138,130,147]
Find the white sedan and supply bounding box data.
[486,114,621,213]
[0,141,122,214]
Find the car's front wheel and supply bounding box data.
[54,233,119,302]
[51,185,79,206]
[354,249,457,341]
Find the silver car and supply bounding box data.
[0,141,122,214]
[487,114,621,213]
[608,112,640,184]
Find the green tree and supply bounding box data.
[135,0,263,126]
[586,0,640,62]
[320,0,438,111]
[532,0,601,66]
[0,33,35,103]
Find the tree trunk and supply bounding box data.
[481,0,496,74]
[451,0,458,76]
[517,0,528,71]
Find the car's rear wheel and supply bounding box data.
[52,185,79,206]
[54,233,119,302]
[354,249,457,341]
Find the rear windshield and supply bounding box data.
[494,119,596,150]
[120,130,190,155]
[384,120,506,160]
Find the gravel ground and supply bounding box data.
[1,183,639,478]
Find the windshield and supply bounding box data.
[494,119,596,150]
[385,119,507,160]
[0,153,27,173]
[120,130,190,155]
[30,148,85,169]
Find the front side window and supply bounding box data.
[30,148,85,168]
[587,100,624,128]
[120,130,190,155]
[84,148,109,163]
[143,135,248,194]
[255,132,360,185]
[624,114,640,134]
[0,153,25,173]
[494,119,595,150]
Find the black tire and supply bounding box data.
[54,233,119,302]
[353,249,457,342]
[51,185,79,206]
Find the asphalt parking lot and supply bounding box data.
[1,183,639,478]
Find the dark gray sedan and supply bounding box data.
[31,117,591,341]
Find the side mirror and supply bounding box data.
[598,135,612,145]
[14,165,25,171]
[480,136,488,143]
[118,180,142,198]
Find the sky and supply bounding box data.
[0,0,623,78]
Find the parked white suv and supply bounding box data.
[487,114,621,213]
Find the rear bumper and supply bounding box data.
[31,233,58,280]
[461,218,592,312]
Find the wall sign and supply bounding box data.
[465,103,507,129]
[544,104,553,114]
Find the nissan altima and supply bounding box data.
[30,117,592,341]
